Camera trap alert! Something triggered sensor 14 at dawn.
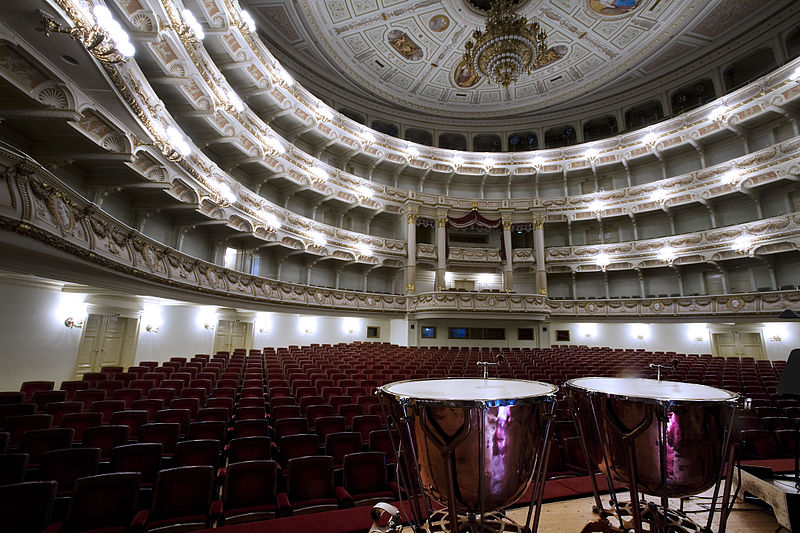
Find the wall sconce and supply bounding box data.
[204,322,215,330]
[303,327,312,335]
[145,324,159,333]
[64,317,84,329]
[770,335,782,343]
[694,336,704,342]
[636,334,645,340]
[584,332,592,339]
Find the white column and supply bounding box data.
[502,218,513,292]
[533,218,547,295]
[406,212,417,294]
[435,214,447,290]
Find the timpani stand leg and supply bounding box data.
[703,405,739,533]
[587,394,630,531]
[568,394,607,515]
[524,399,556,533]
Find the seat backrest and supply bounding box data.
[227,436,271,464]
[174,439,221,467]
[45,401,83,425]
[223,460,278,509]
[5,413,52,444]
[20,381,54,401]
[139,422,180,453]
[0,481,56,532]
[31,390,67,411]
[150,466,214,522]
[111,443,163,484]
[286,455,334,501]
[279,433,319,463]
[18,427,75,464]
[63,472,141,532]
[325,431,362,465]
[82,425,129,458]
[0,402,37,426]
[73,389,106,410]
[232,419,270,439]
[343,452,388,494]
[315,416,346,440]
[0,453,28,485]
[188,420,227,442]
[39,447,100,494]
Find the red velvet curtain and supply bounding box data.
[446,211,506,261]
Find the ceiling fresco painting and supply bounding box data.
[244,0,788,120]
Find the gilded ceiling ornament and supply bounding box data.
[387,30,423,61]
[462,0,548,89]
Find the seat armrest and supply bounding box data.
[334,485,352,508]
[277,492,291,516]
[129,509,149,533]
[209,499,223,525]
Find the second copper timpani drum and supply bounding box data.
[377,378,557,524]
[565,377,739,498]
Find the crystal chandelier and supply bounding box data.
[463,0,548,89]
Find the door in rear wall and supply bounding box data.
[213,319,254,354]
[74,314,139,377]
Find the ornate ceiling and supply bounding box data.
[243,0,785,121]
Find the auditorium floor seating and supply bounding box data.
[0,343,796,532]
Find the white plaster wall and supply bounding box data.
[135,305,216,364]
[0,280,82,390]
[548,321,799,361]
[253,313,393,348]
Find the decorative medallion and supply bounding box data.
[589,0,641,16]
[587,302,597,312]
[652,301,663,312]
[387,30,423,61]
[428,15,450,32]
[142,245,158,270]
[54,197,74,232]
[727,298,743,310]
[365,296,375,307]
[453,60,480,88]
[314,290,325,303]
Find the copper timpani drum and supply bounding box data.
[565,377,740,533]
[377,378,557,533]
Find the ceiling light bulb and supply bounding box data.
[406,146,419,157]
[589,199,604,212]
[484,157,495,167]
[276,66,294,86]
[182,9,205,40]
[361,130,375,143]
[722,169,740,184]
[584,148,598,160]
[451,155,463,166]
[651,188,667,203]
[733,235,752,252]
[317,105,333,120]
[312,167,329,180]
[241,10,256,32]
[643,132,658,144]
[356,185,374,198]
[356,243,372,256]
[708,106,726,121]
[217,183,236,203]
[265,136,285,154]
[531,156,544,167]
[263,212,281,229]
[658,246,675,262]
[226,89,244,112]
[596,252,611,267]
[308,230,326,247]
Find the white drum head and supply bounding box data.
[381,378,557,404]
[567,377,737,402]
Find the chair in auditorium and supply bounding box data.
[18,427,74,467]
[131,399,164,422]
[221,460,287,525]
[0,391,24,405]
[31,390,67,412]
[111,442,163,508]
[81,425,129,462]
[73,389,106,410]
[352,415,382,446]
[0,480,57,533]
[5,413,52,447]
[342,452,400,507]
[325,431,362,470]
[0,452,28,485]
[147,466,220,532]
[0,402,36,426]
[227,436,271,464]
[38,447,100,520]
[44,472,146,533]
[284,455,351,515]
[60,412,102,444]
[112,388,143,408]
[90,399,126,425]
[170,398,200,420]
[20,380,55,401]
[155,409,191,436]
[110,410,149,441]
[188,421,227,443]
[45,401,83,426]
[232,418,270,439]
[139,423,180,459]
[278,434,319,467]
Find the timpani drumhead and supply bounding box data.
[566,377,737,402]
[380,378,557,406]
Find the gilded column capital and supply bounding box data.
[437,216,448,227]
[406,283,416,292]
[502,219,513,231]
[533,219,543,230]
[407,213,418,224]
